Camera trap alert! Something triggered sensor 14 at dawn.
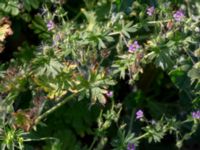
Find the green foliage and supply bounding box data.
[0,0,200,149]
[0,0,20,16]
[23,0,40,12]
[29,15,51,39]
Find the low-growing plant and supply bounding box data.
[0,0,199,149]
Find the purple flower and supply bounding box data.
[128,41,140,53]
[47,20,55,31]
[147,6,155,16]
[106,91,113,98]
[173,10,184,22]
[192,110,200,119]
[127,143,135,150]
[136,109,144,119]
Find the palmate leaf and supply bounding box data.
[148,40,178,70]
[32,61,78,100]
[79,70,115,104]
[29,15,50,39]
[97,34,114,49]
[0,0,19,16]
[122,21,138,38]
[84,30,115,50]
[91,87,107,104]
[33,76,68,100]
[111,130,136,150]
[45,82,67,100]
[112,54,136,79]
[23,0,40,12]
[155,49,174,70]
[33,57,63,78]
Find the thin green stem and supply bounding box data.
[186,0,192,18]
[128,109,135,133]
[134,132,149,141]
[148,19,171,24]
[34,90,83,125]
[108,31,120,36]
[121,34,128,46]
[24,137,57,142]
[73,11,82,21]
[180,119,192,125]
[88,137,97,150]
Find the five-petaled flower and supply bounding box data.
[173,10,184,22]
[106,91,113,98]
[47,20,55,31]
[136,109,144,119]
[192,110,200,119]
[147,6,155,16]
[127,143,135,150]
[128,41,140,53]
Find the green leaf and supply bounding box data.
[155,50,174,70]
[0,0,20,16]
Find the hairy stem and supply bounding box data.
[34,90,82,125]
